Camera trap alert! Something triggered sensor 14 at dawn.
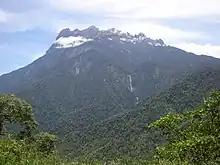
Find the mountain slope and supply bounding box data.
[17,49,137,134]
[61,66,220,161]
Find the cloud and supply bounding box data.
[0,0,214,43]
[0,0,47,13]
[52,19,91,33]
[49,0,220,19]
[0,9,11,23]
[93,19,208,43]
[173,42,220,58]
[0,9,55,32]
[0,8,207,44]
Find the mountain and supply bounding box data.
[61,66,220,161]
[0,26,220,160]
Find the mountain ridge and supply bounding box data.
[55,26,165,47]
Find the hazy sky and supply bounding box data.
[0,0,220,75]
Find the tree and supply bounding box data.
[34,132,57,154]
[149,91,220,164]
[0,94,37,136]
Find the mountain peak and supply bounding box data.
[55,26,166,48]
[87,25,99,30]
[137,32,146,37]
[56,26,146,40]
[56,28,71,40]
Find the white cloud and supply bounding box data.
[0,8,91,33]
[0,9,11,23]
[94,19,208,43]
[45,0,216,44]
[3,10,203,44]
[0,0,212,44]
[52,19,90,33]
[173,42,220,58]
[49,0,220,19]
[49,0,111,13]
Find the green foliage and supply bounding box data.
[0,136,192,165]
[34,132,57,154]
[59,67,220,161]
[0,90,191,165]
[0,138,64,165]
[0,95,61,165]
[150,91,220,164]
[0,94,37,136]
[1,85,218,165]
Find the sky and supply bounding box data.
[0,0,220,75]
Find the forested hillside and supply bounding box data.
[1,85,220,165]
[61,67,220,161]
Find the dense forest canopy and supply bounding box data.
[1,91,220,164]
